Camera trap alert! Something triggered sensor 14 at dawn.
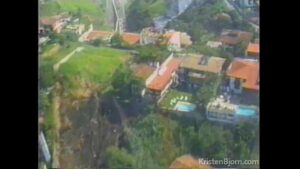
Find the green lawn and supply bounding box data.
[59,46,131,84]
[40,0,111,30]
[42,43,61,59]
[41,42,82,62]
[56,0,101,14]
[40,41,131,90]
[40,1,62,17]
[159,89,193,110]
[41,0,102,15]
[40,42,83,88]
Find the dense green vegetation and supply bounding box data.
[111,65,143,100]
[146,0,167,17]
[126,0,152,32]
[105,146,136,169]
[167,0,255,57]
[133,44,169,63]
[126,0,168,31]
[104,113,259,169]
[195,74,221,109]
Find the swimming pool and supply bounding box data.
[174,101,196,112]
[236,106,257,116]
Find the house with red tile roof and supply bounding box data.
[246,43,259,57]
[40,14,71,33]
[165,31,181,51]
[226,59,259,94]
[121,33,140,45]
[139,27,192,50]
[84,31,140,46]
[85,31,114,42]
[217,29,253,46]
[146,54,181,96]
[163,31,192,51]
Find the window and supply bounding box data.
[234,79,241,89]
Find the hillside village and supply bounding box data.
[39,0,259,169]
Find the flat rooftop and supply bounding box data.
[180,54,225,74]
[207,98,237,115]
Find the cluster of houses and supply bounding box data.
[40,13,85,35]
[79,26,192,51]
[139,51,259,96]
[129,28,260,124]
[39,13,86,46]
[39,13,259,124]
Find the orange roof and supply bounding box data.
[164,32,175,39]
[86,31,113,41]
[131,64,155,80]
[164,32,181,46]
[169,155,213,169]
[147,58,181,92]
[227,59,259,90]
[122,33,140,45]
[246,43,259,55]
[40,16,61,26]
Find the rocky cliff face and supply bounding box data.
[154,0,194,30]
[167,0,193,18]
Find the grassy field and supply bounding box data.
[40,1,62,17]
[159,89,193,110]
[40,41,131,90]
[40,0,102,15]
[40,42,83,88]
[59,46,131,84]
[40,0,111,30]
[42,42,81,62]
[42,43,61,59]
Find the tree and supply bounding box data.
[48,31,66,46]
[187,122,234,160]
[111,65,143,100]
[65,32,78,42]
[134,44,169,63]
[235,122,257,146]
[39,90,50,113]
[91,39,102,47]
[125,113,180,169]
[105,146,135,169]
[111,33,124,48]
[126,0,153,31]
[195,74,219,108]
[232,41,248,56]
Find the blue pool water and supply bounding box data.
[236,106,257,116]
[174,102,196,112]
